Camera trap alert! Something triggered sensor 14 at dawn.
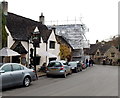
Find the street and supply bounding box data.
[2,65,118,96]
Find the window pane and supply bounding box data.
[49,41,55,49]
[2,65,12,72]
[12,64,21,71]
[20,66,24,70]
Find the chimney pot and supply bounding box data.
[1,0,8,15]
[39,12,44,24]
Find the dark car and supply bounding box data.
[68,61,82,73]
[0,63,36,89]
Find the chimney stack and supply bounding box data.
[39,12,44,24]
[1,0,8,15]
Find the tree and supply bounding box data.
[59,44,71,61]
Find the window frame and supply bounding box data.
[49,41,55,49]
[111,52,115,57]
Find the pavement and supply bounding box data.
[37,71,46,77]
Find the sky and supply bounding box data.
[1,0,119,44]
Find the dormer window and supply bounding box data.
[97,52,99,56]
[49,41,55,49]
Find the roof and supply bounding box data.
[49,24,87,49]
[88,43,101,55]
[41,30,52,43]
[11,41,28,54]
[56,35,73,49]
[99,44,111,54]
[88,43,112,55]
[6,12,49,42]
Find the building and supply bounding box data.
[2,1,60,67]
[88,42,120,65]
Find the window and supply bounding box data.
[49,41,55,49]
[2,64,12,72]
[48,62,62,67]
[12,64,21,71]
[97,52,99,56]
[20,66,24,70]
[111,52,115,57]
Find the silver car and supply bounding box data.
[0,63,36,89]
[68,61,82,73]
[46,60,72,78]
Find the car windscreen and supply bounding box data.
[48,62,62,67]
[68,62,77,66]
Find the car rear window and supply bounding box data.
[68,62,77,66]
[48,62,62,67]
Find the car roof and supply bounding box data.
[0,63,22,66]
[69,61,79,63]
[49,60,67,63]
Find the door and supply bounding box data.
[1,64,14,88]
[11,64,24,85]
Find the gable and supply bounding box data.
[48,30,57,42]
[105,46,120,55]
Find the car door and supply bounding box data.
[11,63,24,85]
[0,64,14,88]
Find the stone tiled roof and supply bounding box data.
[49,24,88,49]
[88,43,112,55]
[56,35,73,49]
[88,44,101,55]
[99,44,111,54]
[6,12,49,42]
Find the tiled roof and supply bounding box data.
[88,43,112,55]
[99,44,111,54]
[6,12,49,42]
[88,44,101,55]
[56,35,73,49]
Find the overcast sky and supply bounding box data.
[1,0,119,44]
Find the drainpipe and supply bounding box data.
[46,42,48,64]
[27,39,29,67]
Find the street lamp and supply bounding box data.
[32,27,41,79]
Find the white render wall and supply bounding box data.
[47,30,60,64]
[5,26,15,48]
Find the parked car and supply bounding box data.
[68,61,82,73]
[80,61,87,69]
[46,60,72,78]
[0,63,36,89]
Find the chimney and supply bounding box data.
[1,0,8,15]
[39,12,44,24]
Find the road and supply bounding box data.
[2,65,118,96]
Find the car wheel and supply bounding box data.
[23,77,31,87]
[46,74,50,77]
[75,68,78,73]
[69,69,72,75]
[80,67,82,71]
[63,72,67,78]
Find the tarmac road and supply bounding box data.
[2,65,118,96]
